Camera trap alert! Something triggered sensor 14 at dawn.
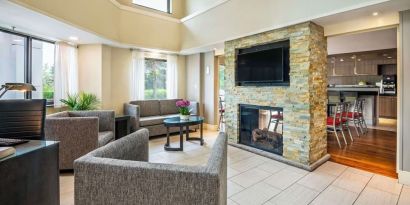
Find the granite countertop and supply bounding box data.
[328,85,380,92]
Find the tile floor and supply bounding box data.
[60,129,410,205]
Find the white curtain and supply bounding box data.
[131,50,145,100]
[166,54,178,99]
[54,42,78,108]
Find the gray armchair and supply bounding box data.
[74,129,227,205]
[45,110,115,170]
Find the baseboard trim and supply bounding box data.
[228,142,330,171]
[398,170,410,185]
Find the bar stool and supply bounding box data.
[268,110,283,132]
[347,99,366,136]
[327,103,348,148]
[340,102,354,142]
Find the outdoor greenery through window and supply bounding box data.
[132,0,171,13]
[32,39,55,103]
[144,58,167,99]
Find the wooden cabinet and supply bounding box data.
[379,96,397,118]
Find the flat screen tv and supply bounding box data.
[235,40,290,86]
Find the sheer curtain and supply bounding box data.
[54,42,78,107]
[131,50,145,100]
[166,54,178,99]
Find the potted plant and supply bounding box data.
[60,92,100,111]
[176,99,191,120]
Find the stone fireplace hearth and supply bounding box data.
[224,22,328,168]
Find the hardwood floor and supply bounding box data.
[328,128,397,178]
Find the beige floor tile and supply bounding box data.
[230,167,272,188]
[228,167,242,178]
[311,185,358,205]
[354,187,399,205]
[229,155,267,172]
[256,160,288,174]
[264,168,306,190]
[283,165,309,175]
[398,186,410,205]
[266,183,319,205]
[297,171,337,192]
[228,198,239,205]
[367,174,402,195]
[228,180,245,197]
[314,161,347,176]
[230,181,281,205]
[346,167,374,178]
[332,169,372,193]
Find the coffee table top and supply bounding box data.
[163,116,204,127]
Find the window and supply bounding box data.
[0,28,55,104]
[144,58,167,99]
[132,0,171,13]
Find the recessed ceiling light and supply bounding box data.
[340,58,344,62]
[69,36,79,41]
[357,59,361,61]
[351,56,356,59]
[372,12,379,16]
[387,56,392,59]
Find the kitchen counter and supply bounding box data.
[328,87,380,92]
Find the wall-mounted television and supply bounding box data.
[235,40,290,86]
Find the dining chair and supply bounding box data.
[327,103,347,148]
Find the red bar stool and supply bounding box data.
[327,103,348,148]
[347,99,366,137]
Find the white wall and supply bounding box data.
[184,0,223,16]
[328,28,397,55]
[181,0,390,50]
[201,51,217,125]
[78,44,103,100]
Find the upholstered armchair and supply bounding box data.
[45,110,115,170]
[74,129,227,205]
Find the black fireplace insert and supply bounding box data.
[239,104,283,155]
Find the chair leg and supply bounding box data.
[361,117,368,133]
[340,127,348,145]
[352,120,360,137]
[333,130,341,148]
[346,124,353,142]
[273,120,279,132]
[217,113,222,131]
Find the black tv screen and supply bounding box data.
[235,40,290,86]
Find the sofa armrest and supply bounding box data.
[124,103,140,131]
[189,101,200,116]
[45,117,99,169]
[74,160,221,205]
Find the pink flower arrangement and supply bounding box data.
[176,100,190,108]
[176,100,190,116]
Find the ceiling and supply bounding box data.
[327,28,397,55]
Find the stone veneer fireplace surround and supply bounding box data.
[225,22,329,170]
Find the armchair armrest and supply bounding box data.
[74,160,220,205]
[124,103,140,131]
[45,117,99,170]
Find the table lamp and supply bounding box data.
[0,83,36,98]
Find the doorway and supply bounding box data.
[326,28,398,178]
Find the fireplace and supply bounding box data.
[239,104,283,156]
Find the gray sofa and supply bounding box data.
[45,110,115,170]
[124,99,200,137]
[74,129,227,205]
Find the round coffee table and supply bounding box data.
[163,116,204,151]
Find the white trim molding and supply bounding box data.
[109,0,181,23]
[399,171,410,186]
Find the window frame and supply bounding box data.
[132,0,172,14]
[0,27,55,102]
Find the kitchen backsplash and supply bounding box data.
[328,75,383,85]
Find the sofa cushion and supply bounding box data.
[159,99,180,115]
[139,116,166,127]
[98,131,114,147]
[130,100,160,117]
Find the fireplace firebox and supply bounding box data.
[239,104,283,155]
